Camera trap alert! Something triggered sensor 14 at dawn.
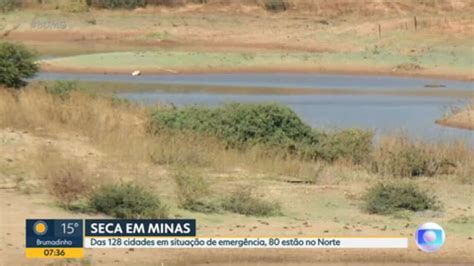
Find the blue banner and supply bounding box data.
[26,219,83,248]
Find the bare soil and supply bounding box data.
[0,128,473,265]
[436,109,474,130]
[2,7,473,80]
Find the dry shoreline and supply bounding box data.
[436,109,474,130]
[41,63,474,82]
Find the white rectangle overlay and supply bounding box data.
[85,237,408,249]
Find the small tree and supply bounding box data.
[0,42,39,88]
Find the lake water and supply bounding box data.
[117,92,473,145]
[34,72,474,145]
[35,72,474,91]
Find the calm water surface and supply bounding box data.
[117,92,473,145]
[34,72,473,145]
[34,72,474,91]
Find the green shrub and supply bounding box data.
[222,186,281,217]
[0,0,17,13]
[89,0,146,9]
[45,81,78,98]
[364,182,440,215]
[302,129,373,163]
[187,0,206,4]
[152,103,313,147]
[152,103,374,164]
[174,171,220,213]
[264,0,288,12]
[0,42,38,88]
[90,183,168,218]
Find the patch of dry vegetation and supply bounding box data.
[1,86,473,218]
[27,144,97,208]
[0,86,329,182]
[436,104,474,130]
[372,135,473,179]
[1,86,472,182]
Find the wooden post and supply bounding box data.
[414,16,418,30]
[378,24,381,37]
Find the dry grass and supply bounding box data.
[1,86,472,186]
[372,134,473,181]
[0,86,148,158]
[0,86,317,180]
[436,103,474,130]
[32,145,92,208]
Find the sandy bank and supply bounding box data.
[437,108,474,130]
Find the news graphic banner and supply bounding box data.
[26,219,408,258]
[26,219,84,258]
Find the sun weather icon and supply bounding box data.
[33,221,48,236]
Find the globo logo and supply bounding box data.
[415,222,445,253]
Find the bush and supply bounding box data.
[302,129,373,163]
[45,81,79,98]
[364,182,440,215]
[264,0,288,12]
[47,162,91,209]
[222,186,281,217]
[152,103,313,148]
[89,0,146,9]
[90,183,168,218]
[372,136,456,177]
[0,42,38,88]
[152,103,374,164]
[174,171,220,213]
[62,0,89,12]
[0,0,17,13]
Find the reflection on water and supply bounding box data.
[117,92,473,146]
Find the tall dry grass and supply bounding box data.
[26,144,93,208]
[0,86,148,157]
[372,134,473,181]
[1,86,472,183]
[0,87,320,179]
